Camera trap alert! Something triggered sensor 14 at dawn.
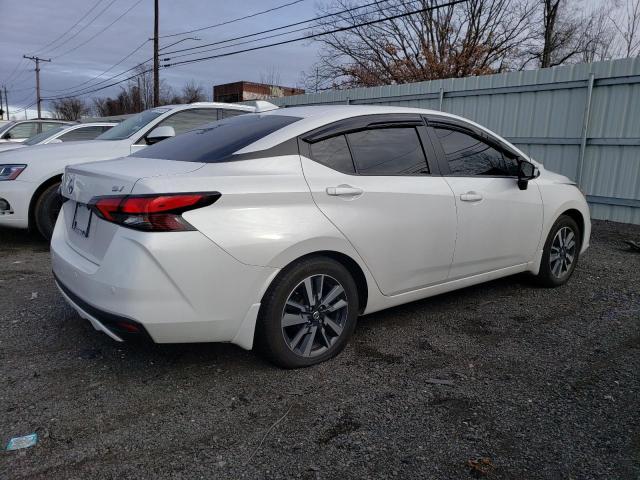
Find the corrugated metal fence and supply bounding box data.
[272,58,640,224]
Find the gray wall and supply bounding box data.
[273,58,640,224]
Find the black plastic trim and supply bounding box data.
[54,273,154,343]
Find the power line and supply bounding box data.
[161,0,307,39]
[162,1,415,63]
[52,0,145,59]
[29,0,105,55]
[160,0,401,58]
[39,0,119,56]
[164,0,468,69]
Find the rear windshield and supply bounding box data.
[132,114,301,162]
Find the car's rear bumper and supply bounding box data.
[50,207,279,348]
[0,180,32,229]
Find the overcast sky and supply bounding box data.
[0,0,321,118]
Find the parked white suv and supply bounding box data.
[51,105,591,368]
[0,102,274,238]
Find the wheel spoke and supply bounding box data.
[549,253,560,262]
[324,317,343,337]
[289,326,307,350]
[282,313,307,328]
[300,326,317,356]
[321,285,344,307]
[566,239,575,250]
[303,277,315,308]
[286,299,306,312]
[320,327,332,348]
[315,275,324,304]
[326,298,347,312]
[566,252,574,264]
[552,259,562,276]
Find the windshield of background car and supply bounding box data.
[96,108,169,140]
[132,114,302,163]
[23,126,66,145]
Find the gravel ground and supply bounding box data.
[1,220,639,480]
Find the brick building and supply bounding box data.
[213,81,304,103]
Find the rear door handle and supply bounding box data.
[326,185,364,197]
[460,192,483,202]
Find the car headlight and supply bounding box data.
[0,164,27,181]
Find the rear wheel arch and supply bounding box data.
[28,174,62,231]
[264,250,369,314]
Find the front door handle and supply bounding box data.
[326,185,364,197]
[460,192,483,202]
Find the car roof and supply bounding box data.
[161,102,256,112]
[12,119,73,124]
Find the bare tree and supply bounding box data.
[51,97,89,121]
[260,67,285,96]
[611,0,640,57]
[182,80,206,103]
[305,0,537,88]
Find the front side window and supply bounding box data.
[7,122,38,140]
[434,127,518,176]
[24,126,65,145]
[97,108,169,141]
[133,113,301,163]
[346,127,429,175]
[309,135,355,173]
[41,122,65,132]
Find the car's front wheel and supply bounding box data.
[535,214,581,287]
[256,256,359,368]
[34,181,63,240]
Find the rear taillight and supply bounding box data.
[89,192,220,232]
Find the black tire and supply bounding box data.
[256,256,359,368]
[534,214,581,287]
[34,182,63,240]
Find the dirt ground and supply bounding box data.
[1,220,639,479]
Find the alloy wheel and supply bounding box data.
[549,226,576,279]
[280,274,349,358]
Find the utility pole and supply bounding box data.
[23,55,51,119]
[153,0,159,107]
[0,88,3,120]
[3,86,8,120]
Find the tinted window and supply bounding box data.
[97,108,169,140]
[346,127,429,175]
[59,125,111,142]
[41,122,65,132]
[7,122,38,139]
[24,126,66,145]
[309,135,355,173]
[220,108,247,119]
[153,108,220,136]
[133,114,301,163]
[434,127,518,176]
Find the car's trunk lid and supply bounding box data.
[61,157,206,264]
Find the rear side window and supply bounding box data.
[220,109,247,119]
[309,135,355,173]
[152,108,220,136]
[7,122,38,139]
[59,125,110,142]
[434,127,518,176]
[133,114,301,163]
[347,127,429,175]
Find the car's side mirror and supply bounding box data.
[145,126,175,145]
[517,159,539,191]
[2,132,11,140]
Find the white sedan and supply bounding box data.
[0,101,268,238]
[0,122,117,153]
[51,105,590,368]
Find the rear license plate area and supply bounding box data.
[72,202,93,238]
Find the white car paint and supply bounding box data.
[50,105,591,354]
[0,122,117,153]
[0,102,265,230]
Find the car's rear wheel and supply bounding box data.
[256,256,359,368]
[34,182,62,240]
[535,215,581,287]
